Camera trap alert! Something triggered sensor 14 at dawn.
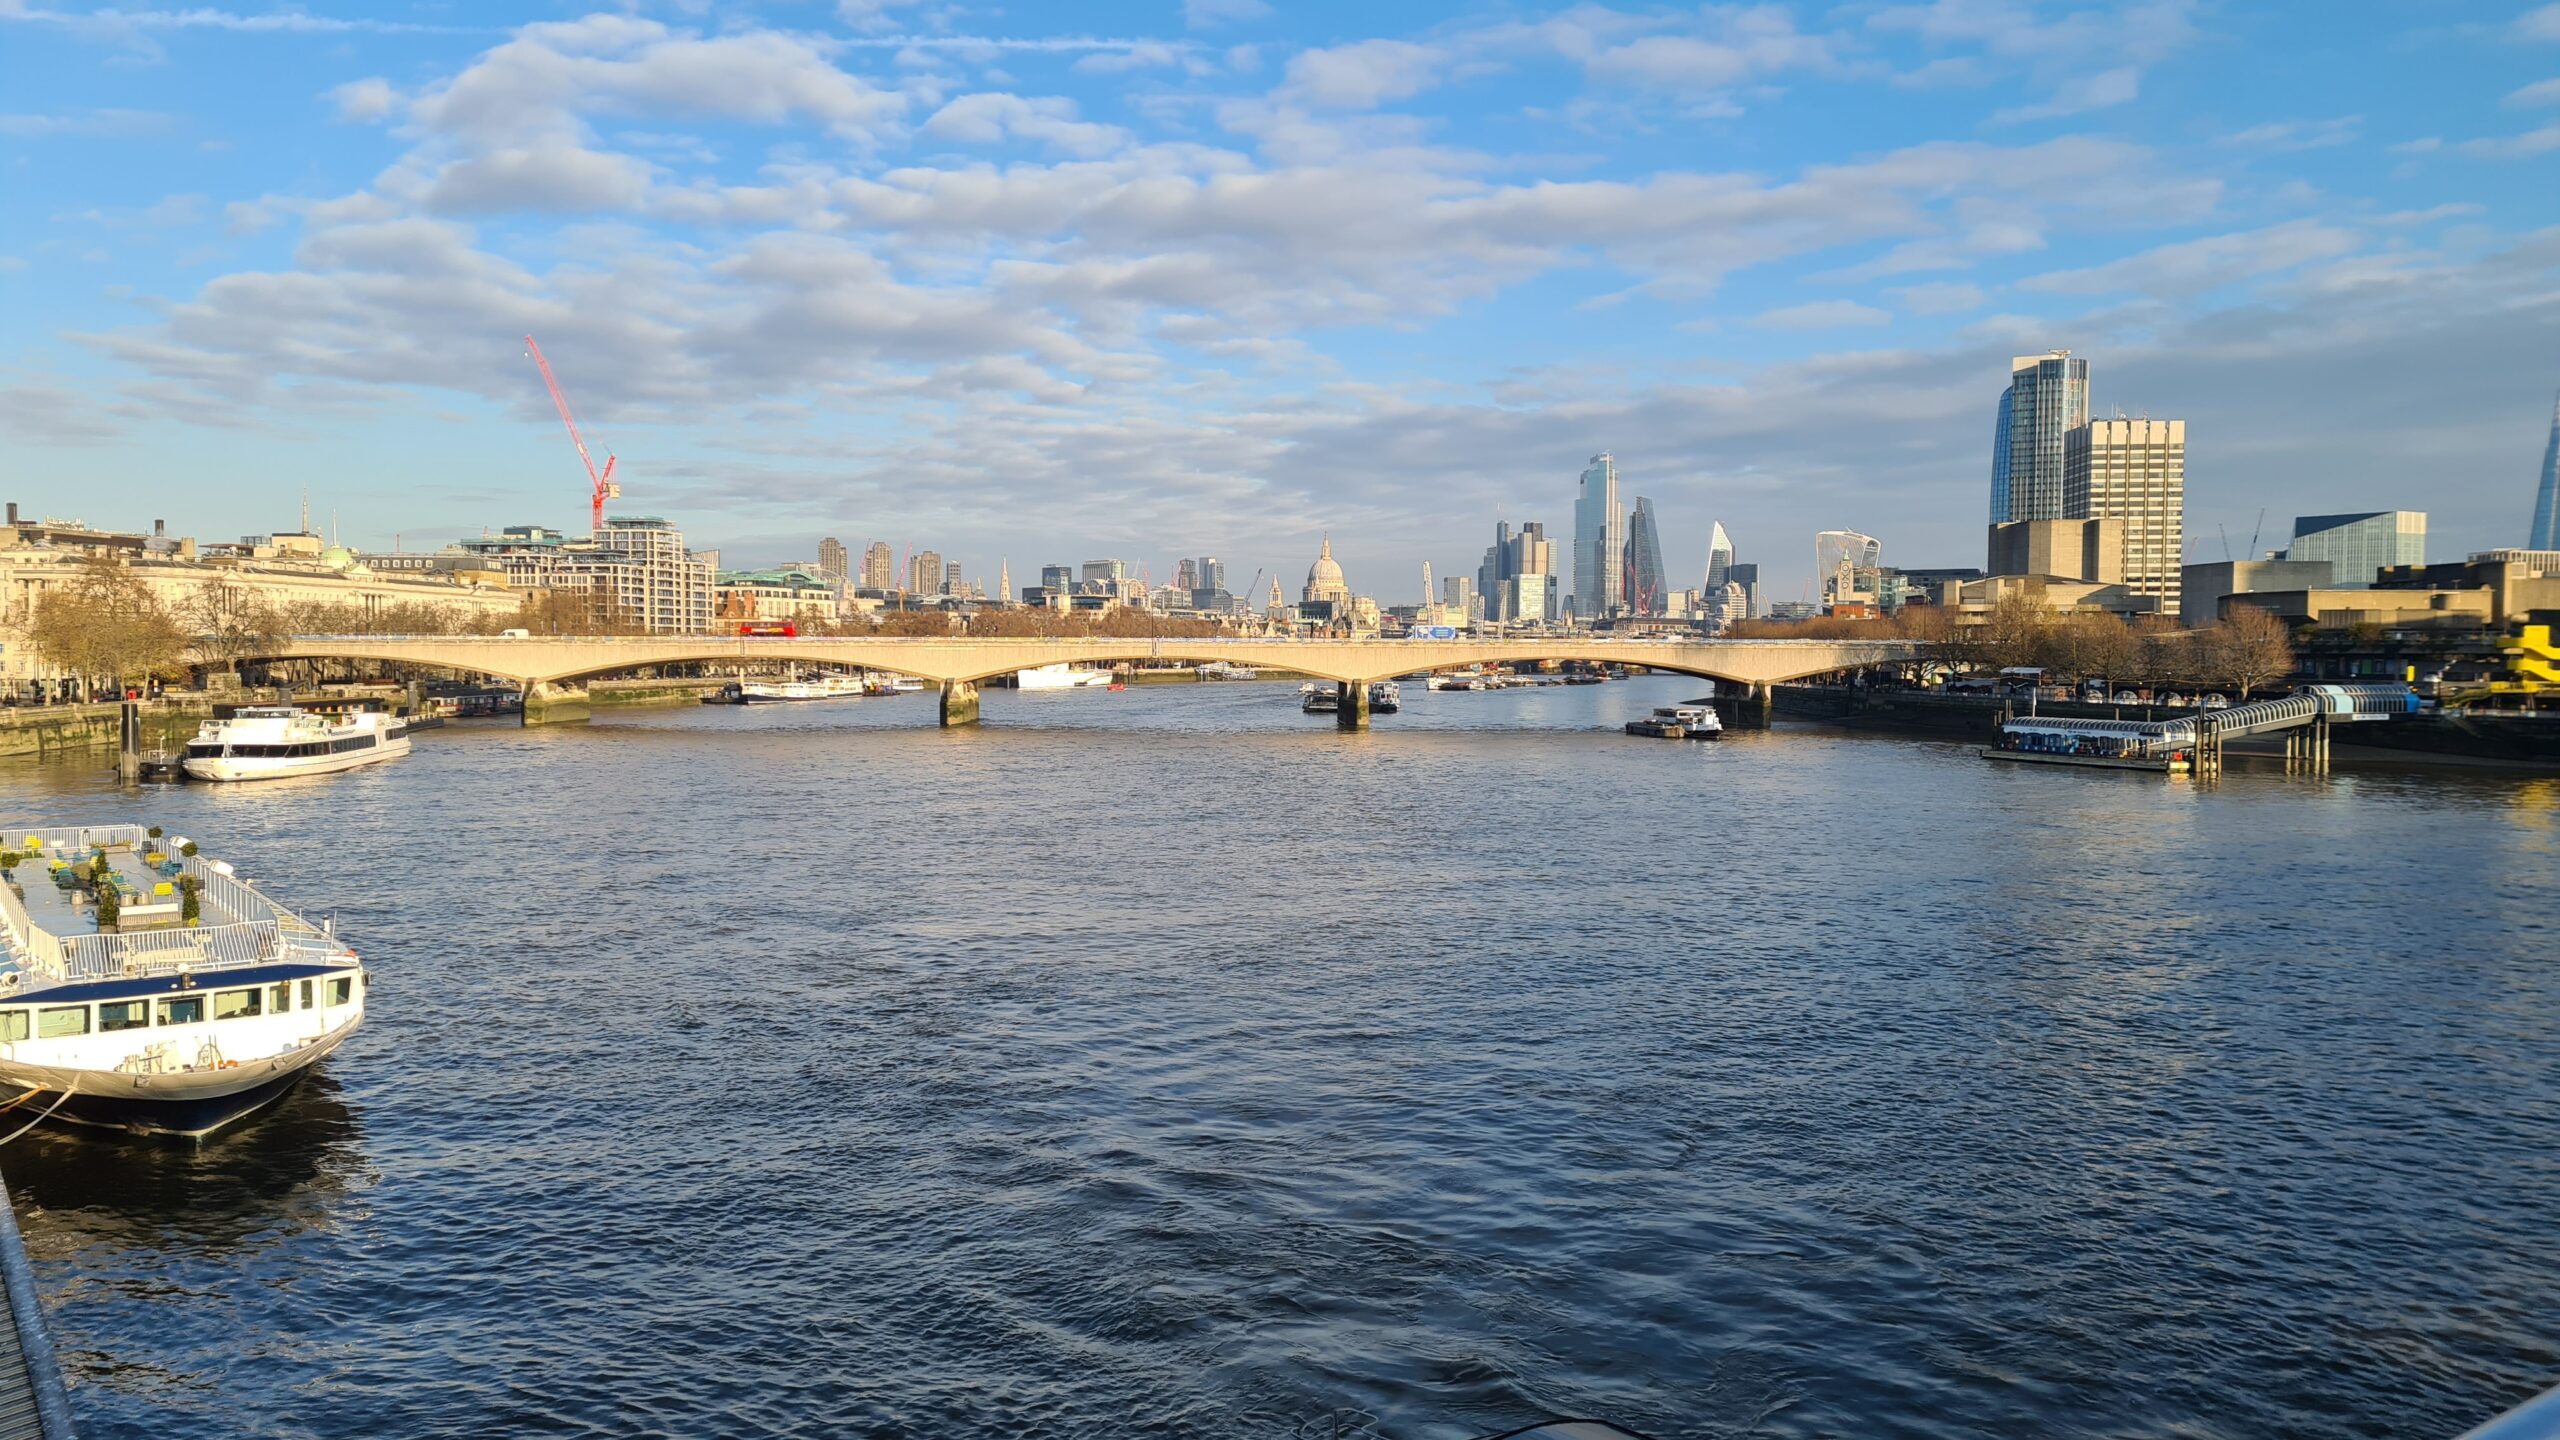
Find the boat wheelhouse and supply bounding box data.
[0,824,367,1137]
[181,707,410,783]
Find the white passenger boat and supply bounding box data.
[739,674,865,702]
[1301,684,1341,714]
[181,707,410,783]
[1014,663,1114,690]
[1368,681,1402,714]
[0,823,367,1138]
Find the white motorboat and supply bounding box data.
[1368,682,1402,714]
[1301,684,1341,714]
[1014,664,1114,690]
[0,822,368,1137]
[181,708,410,783]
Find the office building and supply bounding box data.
[1623,497,1667,615]
[860,541,893,590]
[1725,562,1759,620]
[1476,520,1557,623]
[716,567,840,624]
[2536,391,2560,550]
[1172,558,1198,593]
[816,537,848,583]
[943,560,962,596]
[1081,559,1128,589]
[1705,522,1733,592]
[909,549,943,596]
[2065,417,2185,615]
[1572,452,1623,619]
[2284,511,2426,589]
[1992,351,2090,523]
[1039,564,1075,593]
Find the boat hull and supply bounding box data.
[0,1019,359,1139]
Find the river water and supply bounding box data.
[1,678,2553,1440]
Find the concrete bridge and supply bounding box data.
[226,634,1922,728]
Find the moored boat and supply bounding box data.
[1014,663,1113,690]
[1301,684,1341,714]
[0,823,367,1138]
[1368,681,1402,714]
[181,707,410,783]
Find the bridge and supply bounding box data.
[221,634,1923,728]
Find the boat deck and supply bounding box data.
[10,838,252,941]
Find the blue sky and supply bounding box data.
[4,0,2558,604]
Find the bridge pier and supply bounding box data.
[1336,681,1370,732]
[1718,681,1773,730]
[940,679,980,728]
[522,681,591,727]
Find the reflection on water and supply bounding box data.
[0,678,2554,1440]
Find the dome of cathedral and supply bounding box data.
[1303,536,1348,602]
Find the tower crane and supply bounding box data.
[524,335,620,535]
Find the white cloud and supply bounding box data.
[1993,65,2140,123]
[2019,221,2360,297]
[2507,77,2560,107]
[2520,5,2560,40]
[2219,116,2360,151]
[1889,281,1986,315]
[921,94,1130,159]
[1281,39,1444,109]
[0,108,168,137]
[1752,299,1891,328]
[327,77,400,125]
[2458,124,2560,159]
[1184,0,1270,29]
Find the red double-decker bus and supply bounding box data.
[736,622,798,637]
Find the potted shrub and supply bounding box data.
[177,873,202,926]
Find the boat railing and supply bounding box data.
[51,919,283,981]
[11,823,151,855]
[180,855,292,929]
[0,879,66,976]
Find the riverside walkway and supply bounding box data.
[225,634,1922,728]
[0,1174,75,1440]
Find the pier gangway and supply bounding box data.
[2194,684,2421,776]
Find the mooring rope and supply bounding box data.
[0,1087,76,1148]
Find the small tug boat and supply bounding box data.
[1301,683,1341,714]
[1368,681,1402,714]
[1626,705,1724,740]
[0,823,367,1137]
[181,707,410,783]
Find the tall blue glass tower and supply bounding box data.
[2534,389,2559,550]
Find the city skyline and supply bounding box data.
[5,3,2559,601]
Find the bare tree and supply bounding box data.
[2202,604,2298,699]
[183,572,283,663]
[27,554,189,696]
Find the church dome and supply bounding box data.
[1303,536,1348,603]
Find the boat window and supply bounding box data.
[271,982,293,1012]
[98,1001,148,1032]
[0,1010,25,1042]
[298,980,314,1010]
[212,988,262,1020]
[37,1006,90,1038]
[327,977,353,1006]
[158,995,206,1026]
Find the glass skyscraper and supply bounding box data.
[1705,521,1733,592]
[1623,497,1667,614]
[1992,352,2090,525]
[2286,512,2426,588]
[1572,452,1623,619]
[2534,389,2559,551]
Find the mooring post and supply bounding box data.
[118,699,142,779]
[940,679,980,728]
[1336,680,1370,732]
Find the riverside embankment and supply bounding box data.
[1776,682,2560,767]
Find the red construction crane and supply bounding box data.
[524,334,619,535]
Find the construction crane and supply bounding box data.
[524,334,620,535]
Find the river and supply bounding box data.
[2,676,2553,1439]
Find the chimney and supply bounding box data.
[5,504,16,525]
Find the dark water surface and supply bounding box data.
[2,678,2554,1440]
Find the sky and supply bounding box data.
[3,0,2559,607]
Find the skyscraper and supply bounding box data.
[2066,418,2185,615]
[1726,563,1759,620]
[1198,557,1225,591]
[1623,497,1667,615]
[1173,558,1198,592]
[1705,522,1733,592]
[909,550,942,595]
[1992,352,2090,525]
[817,536,848,583]
[2534,389,2560,550]
[860,541,894,590]
[944,560,962,596]
[1477,519,1555,623]
[1572,452,1623,619]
